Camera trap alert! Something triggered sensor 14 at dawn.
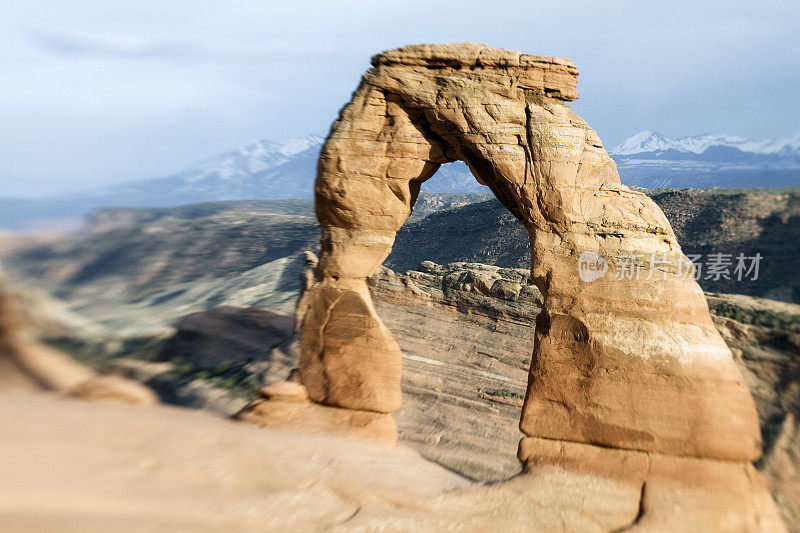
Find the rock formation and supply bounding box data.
[0,262,157,404]
[237,378,398,445]
[241,42,786,530]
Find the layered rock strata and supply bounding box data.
[261,42,783,529]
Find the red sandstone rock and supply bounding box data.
[288,42,783,529]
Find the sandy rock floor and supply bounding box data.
[1,390,781,532]
[0,391,470,532]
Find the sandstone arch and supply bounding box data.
[253,43,785,529]
[302,42,758,457]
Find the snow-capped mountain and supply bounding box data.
[610,130,800,189]
[84,134,326,203]
[611,130,800,159]
[2,130,799,231]
[186,135,324,183]
[0,135,485,231]
[612,130,679,155]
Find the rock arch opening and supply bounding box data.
[301,42,758,457]
[242,43,784,529]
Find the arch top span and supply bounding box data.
[370,41,580,101]
[314,43,661,281]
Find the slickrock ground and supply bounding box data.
[0,390,470,532]
[2,387,786,532]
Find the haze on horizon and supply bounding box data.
[1,0,799,198]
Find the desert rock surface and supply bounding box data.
[1,390,784,532]
[0,390,465,532]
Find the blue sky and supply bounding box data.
[1,0,799,197]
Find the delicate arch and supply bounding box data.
[301,43,760,462]
[237,43,786,530]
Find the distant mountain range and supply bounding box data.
[610,130,800,189]
[88,134,487,203]
[611,130,800,159]
[1,131,798,231]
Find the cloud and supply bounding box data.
[30,28,327,62]
[32,28,202,59]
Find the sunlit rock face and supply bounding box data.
[276,43,784,530]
